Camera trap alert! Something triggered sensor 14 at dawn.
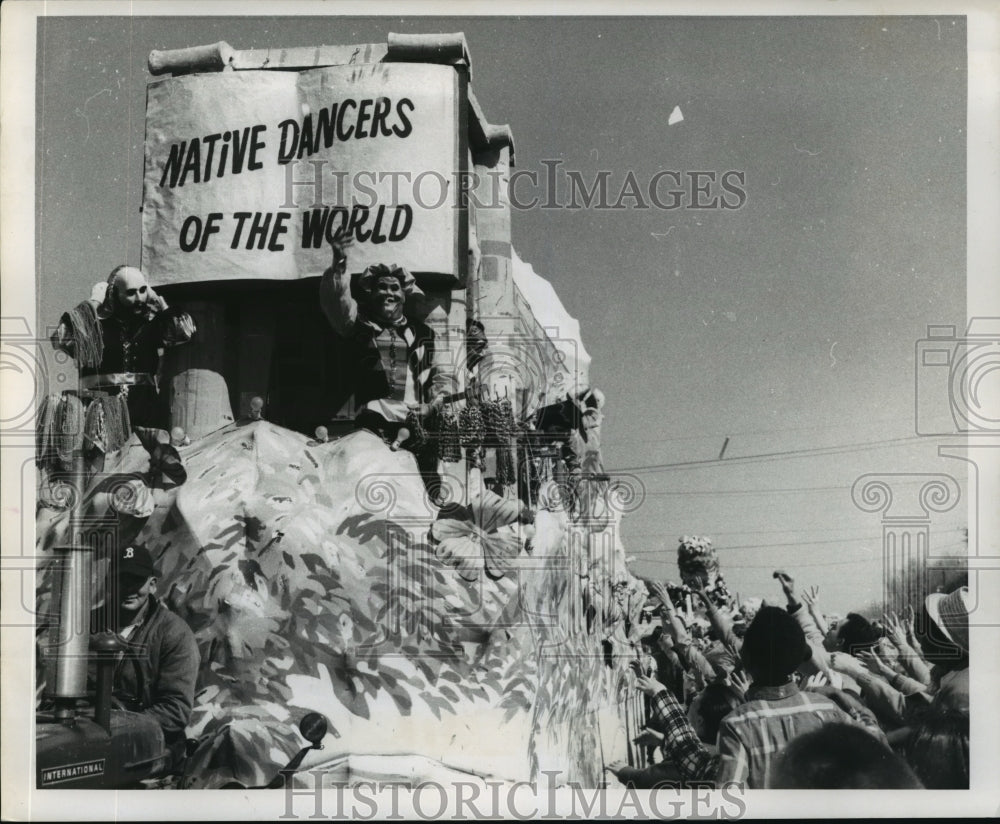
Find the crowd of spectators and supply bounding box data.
[606,569,971,790]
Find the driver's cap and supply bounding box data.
[116,545,158,580]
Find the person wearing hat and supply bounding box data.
[714,605,861,788]
[318,240,453,445]
[841,587,971,727]
[922,585,970,708]
[101,544,200,753]
[626,604,884,788]
[44,265,196,478]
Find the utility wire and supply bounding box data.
[625,524,967,540]
[606,413,957,447]
[630,541,968,569]
[635,476,963,497]
[628,536,876,553]
[606,435,934,475]
[627,532,965,552]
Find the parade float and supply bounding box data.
[35,34,652,789]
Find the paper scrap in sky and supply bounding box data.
[668,105,683,125]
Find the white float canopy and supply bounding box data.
[510,248,592,403]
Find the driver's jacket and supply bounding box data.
[113,595,200,742]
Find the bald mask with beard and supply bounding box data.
[106,267,153,323]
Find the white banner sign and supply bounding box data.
[141,63,463,284]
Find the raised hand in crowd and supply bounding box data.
[829,650,867,679]
[903,604,920,649]
[728,669,752,699]
[858,648,895,680]
[691,574,741,659]
[801,585,829,637]
[689,574,708,600]
[773,569,800,610]
[634,673,668,697]
[801,670,846,691]
[646,579,672,612]
[633,727,665,749]
[803,670,848,695]
[882,611,908,650]
[883,609,933,686]
[804,672,829,691]
[646,579,692,648]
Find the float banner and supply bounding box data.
[141,64,462,285]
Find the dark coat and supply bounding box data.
[113,595,200,741]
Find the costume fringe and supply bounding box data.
[65,301,103,369]
[35,394,61,469]
[83,392,131,455]
[56,393,85,468]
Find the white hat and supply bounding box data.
[925,586,970,653]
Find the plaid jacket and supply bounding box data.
[716,682,852,788]
[648,688,720,783]
[650,682,863,789]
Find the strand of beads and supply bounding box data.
[484,398,517,486]
[436,404,462,463]
[403,408,428,449]
[459,401,485,469]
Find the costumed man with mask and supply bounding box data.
[319,240,454,497]
[40,265,196,483]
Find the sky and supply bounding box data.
[31,12,970,614]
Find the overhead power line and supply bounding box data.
[606,435,936,475]
[606,413,959,448]
[635,476,964,497]
[627,531,965,553]
[630,541,968,569]
[625,523,967,540]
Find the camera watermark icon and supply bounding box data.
[0,317,79,439]
[903,316,1000,638]
[1,318,82,637]
[915,318,1000,436]
[851,473,963,645]
[28,481,130,654]
[853,460,999,642]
